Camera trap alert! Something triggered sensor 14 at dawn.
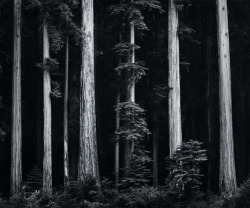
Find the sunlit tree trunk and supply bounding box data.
[168,0,182,157]
[124,15,135,175]
[42,14,52,196]
[64,34,69,187]
[11,0,22,196]
[78,0,99,182]
[216,0,237,195]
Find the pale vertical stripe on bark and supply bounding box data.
[168,0,182,157]
[64,34,69,187]
[11,0,22,196]
[43,15,52,196]
[216,0,237,195]
[78,0,99,182]
[124,18,135,175]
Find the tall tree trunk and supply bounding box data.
[64,34,69,187]
[78,0,99,182]
[11,0,22,196]
[114,30,122,185]
[124,17,135,176]
[168,0,182,157]
[216,0,237,195]
[42,14,52,196]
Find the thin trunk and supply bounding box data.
[153,101,159,186]
[168,0,182,157]
[114,30,122,185]
[124,17,135,176]
[216,0,237,195]
[64,34,69,187]
[78,0,99,182]
[11,0,22,196]
[42,14,52,196]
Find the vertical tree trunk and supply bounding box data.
[216,0,237,195]
[114,29,122,185]
[124,17,135,175]
[11,0,22,196]
[153,101,159,186]
[42,14,52,196]
[168,0,182,157]
[64,34,69,186]
[78,0,99,182]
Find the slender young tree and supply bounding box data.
[78,0,99,181]
[114,29,122,185]
[216,0,237,195]
[11,0,22,196]
[168,0,182,157]
[42,13,52,196]
[124,9,135,175]
[64,33,69,186]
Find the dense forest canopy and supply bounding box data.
[1,0,250,207]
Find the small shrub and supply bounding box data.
[165,140,207,199]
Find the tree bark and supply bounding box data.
[11,0,22,196]
[78,0,99,182]
[42,14,52,196]
[216,0,237,195]
[124,16,135,176]
[64,34,69,187]
[168,0,182,157]
[114,30,122,185]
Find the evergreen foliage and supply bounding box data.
[166,140,207,198]
[115,102,150,142]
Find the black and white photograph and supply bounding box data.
[0,0,249,207]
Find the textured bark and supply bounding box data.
[78,0,99,182]
[168,0,182,157]
[64,34,69,186]
[42,14,52,196]
[216,0,237,195]
[11,0,22,196]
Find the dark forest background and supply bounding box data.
[1,0,250,206]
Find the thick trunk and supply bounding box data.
[78,0,99,182]
[42,15,52,196]
[64,34,69,186]
[216,0,237,195]
[168,0,182,157]
[11,0,22,196]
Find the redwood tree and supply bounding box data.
[11,0,22,196]
[42,13,52,196]
[216,0,237,195]
[168,0,182,157]
[78,0,99,181]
